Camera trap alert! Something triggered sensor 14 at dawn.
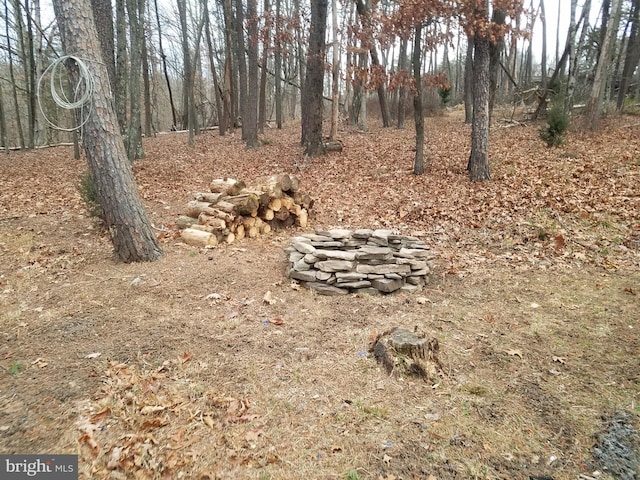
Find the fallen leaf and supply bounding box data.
[180,351,193,364]
[263,290,276,305]
[554,235,565,250]
[269,318,284,326]
[90,407,111,423]
[245,427,263,442]
[85,352,102,359]
[78,432,99,455]
[203,416,215,429]
[504,349,523,358]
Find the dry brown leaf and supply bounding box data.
[505,349,523,358]
[89,407,111,423]
[180,351,193,364]
[269,317,284,326]
[245,426,263,442]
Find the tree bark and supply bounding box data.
[203,0,226,134]
[5,0,25,148]
[463,35,473,124]
[585,0,622,129]
[413,23,424,175]
[301,0,327,156]
[329,0,339,140]
[90,0,116,95]
[245,0,259,146]
[397,37,408,129]
[489,8,506,124]
[115,0,128,134]
[52,0,162,262]
[126,0,144,159]
[274,0,283,128]
[468,32,491,182]
[258,0,270,134]
[177,0,196,144]
[236,0,248,139]
[153,0,177,129]
[539,0,547,89]
[617,0,640,110]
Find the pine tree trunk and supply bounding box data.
[127,0,144,159]
[397,37,408,129]
[489,9,506,124]
[52,0,162,262]
[329,0,339,140]
[90,0,116,94]
[413,24,424,175]
[115,0,128,134]
[468,33,491,182]
[463,36,473,124]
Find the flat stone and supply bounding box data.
[336,272,368,281]
[355,245,393,260]
[315,228,351,239]
[316,260,355,272]
[367,237,389,246]
[410,268,429,276]
[289,270,317,282]
[367,274,385,279]
[339,280,372,289]
[372,229,395,239]
[326,275,337,285]
[352,229,373,239]
[306,282,349,296]
[396,258,428,270]
[293,258,311,271]
[289,251,304,263]
[341,239,367,247]
[356,264,411,275]
[371,278,404,293]
[396,247,431,258]
[291,236,312,243]
[316,271,333,281]
[310,241,344,248]
[304,253,319,263]
[384,273,403,280]
[314,249,357,261]
[291,240,316,254]
[389,235,419,242]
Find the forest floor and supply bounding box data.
[0,108,639,480]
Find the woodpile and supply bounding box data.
[177,174,313,247]
[285,229,436,295]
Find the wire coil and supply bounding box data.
[37,55,95,132]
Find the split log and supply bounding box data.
[259,207,275,221]
[247,226,259,238]
[197,213,227,231]
[225,232,236,244]
[242,189,270,207]
[225,193,260,216]
[176,215,198,230]
[292,191,314,210]
[289,203,302,217]
[243,217,257,229]
[195,192,227,204]
[274,206,290,221]
[280,195,295,210]
[210,178,246,195]
[324,139,343,152]
[215,200,236,214]
[185,200,215,218]
[180,228,218,247]
[260,223,271,235]
[189,224,216,233]
[268,198,282,211]
[235,224,245,240]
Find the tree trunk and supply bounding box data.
[585,0,622,129]
[274,0,283,128]
[90,0,116,95]
[293,0,305,118]
[617,0,640,110]
[177,0,196,144]
[565,0,578,113]
[235,0,248,139]
[115,0,128,134]
[329,0,339,140]
[397,37,408,129]
[5,0,25,148]
[258,0,270,134]
[52,0,162,262]
[126,0,144,159]
[222,0,237,129]
[153,0,177,129]
[539,0,547,89]
[468,32,491,182]
[463,35,473,124]
[301,0,327,156]
[204,0,226,134]
[413,23,424,175]
[141,0,153,138]
[245,0,259,146]
[0,81,8,152]
[13,0,35,148]
[489,9,506,124]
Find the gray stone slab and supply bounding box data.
[410,268,429,276]
[305,282,349,296]
[289,270,317,282]
[400,284,422,293]
[406,276,426,286]
[293,258,311,271]
[396,247,431,258]
[339,280,372,289]
[310,241,344,248]
[355,245,393,260]
[314,228,352,239]
[356,287,381,295]
[304,253,319,263]
[336,272,368,281]
[289,251,304,263]
[371,278,404,293]
[300,233,333,242]
[291,240,316,254]
[356,264,411,275]
[384,273,403,280]
[314,249,357,261]
[316,260,355,272]
[396,258,428,270]
[367,274,385,279]
[316,271,333,281]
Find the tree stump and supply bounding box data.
[369,327,443,382]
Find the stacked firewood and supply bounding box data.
[177,174,314,247]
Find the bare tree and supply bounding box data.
[413,23,425,175]
[153,0,177,129]
[126,0,144,159]
[245,0,259,146]
[52,0,162,262]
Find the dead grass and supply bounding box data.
[0,112,639,479]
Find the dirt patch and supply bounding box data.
[1,114,639,479]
